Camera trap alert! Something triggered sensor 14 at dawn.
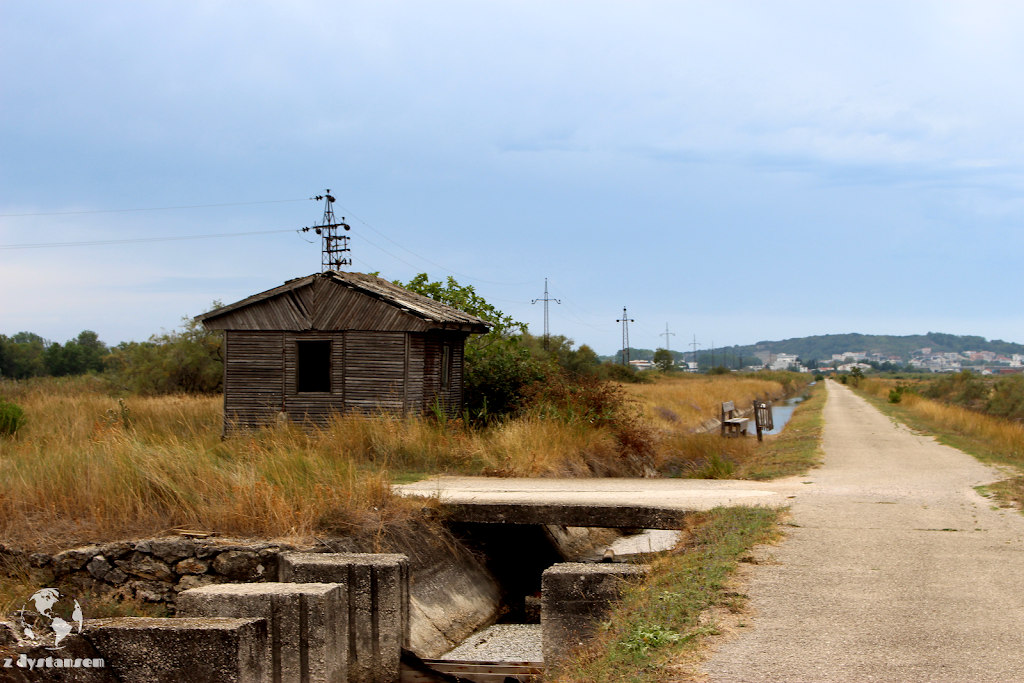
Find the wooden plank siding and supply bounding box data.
[344,331,407,415]
[223,330,285,431]
[209,294,313,331]
[407,333,426,416]
[422,331,468,417]
[203,273,490,432]
[223,329,470,431]
[312,278,434,332]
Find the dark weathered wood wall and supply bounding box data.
[223,330,285,430]
[343,331,407,415]
[421,331,467,416]
[224,329,468,432]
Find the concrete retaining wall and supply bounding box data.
[541,562,649,667]
[87,616,269,683]
[278,553,407,682]
[178,583,348,683]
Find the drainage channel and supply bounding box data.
[411,524,681,681]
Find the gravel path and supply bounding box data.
[703,380,1024,682]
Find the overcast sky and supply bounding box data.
[3,2,1023,356]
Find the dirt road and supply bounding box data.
[703,380,1024,682]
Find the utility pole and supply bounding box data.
[301,190,351,271]
[660,323,676,352]
[617,308,634,366]
[711,341,715,368]
[531,278,561,351]
[689,335,700,371]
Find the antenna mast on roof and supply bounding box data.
[302,190,351,271]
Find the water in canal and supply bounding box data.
[758,394,804,435]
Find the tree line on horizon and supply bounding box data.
[0,316,224,394]
[0,276,647,419]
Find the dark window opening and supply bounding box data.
[441,343,452,391]
[297,340,331,392]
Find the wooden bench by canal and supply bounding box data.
[720,401,749,437]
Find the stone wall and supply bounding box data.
[0,522,504,660]
[0,537,336,609]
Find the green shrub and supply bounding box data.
[922,370,988,408]
[397,274,546,418]
[813,373,825,381]
[596,362,650,384]
[519,371,656,468]
[105,314,223,395]
[693,452,736,479]
[0,400,25,435]
[986,374,1024,420]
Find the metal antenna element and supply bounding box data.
[531,278,561,351]
[617,307,634,366]
[301,190,351,271]
[660,323,676,352]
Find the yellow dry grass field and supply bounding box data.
[0,372,809,551]
[624,373,794,432]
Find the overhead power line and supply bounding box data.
[332,201,540,287]
[0,229,297,250]
[0,198,313,218]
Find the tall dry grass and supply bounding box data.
[624,372,813,477]
[0,377,623,549]
[0,378,408,550]
[0,372,813,550]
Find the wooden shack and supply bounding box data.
[195,271,491,432]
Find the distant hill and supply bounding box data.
[600,332,1024,366]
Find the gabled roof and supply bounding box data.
[195,271,492,334]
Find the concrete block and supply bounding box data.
[279,553,408,683]
[541,562,648,666]
[86,616,268,683]
[178,583,346,683]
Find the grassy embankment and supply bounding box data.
[852,377,1024,508]
[549,506,780,683]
